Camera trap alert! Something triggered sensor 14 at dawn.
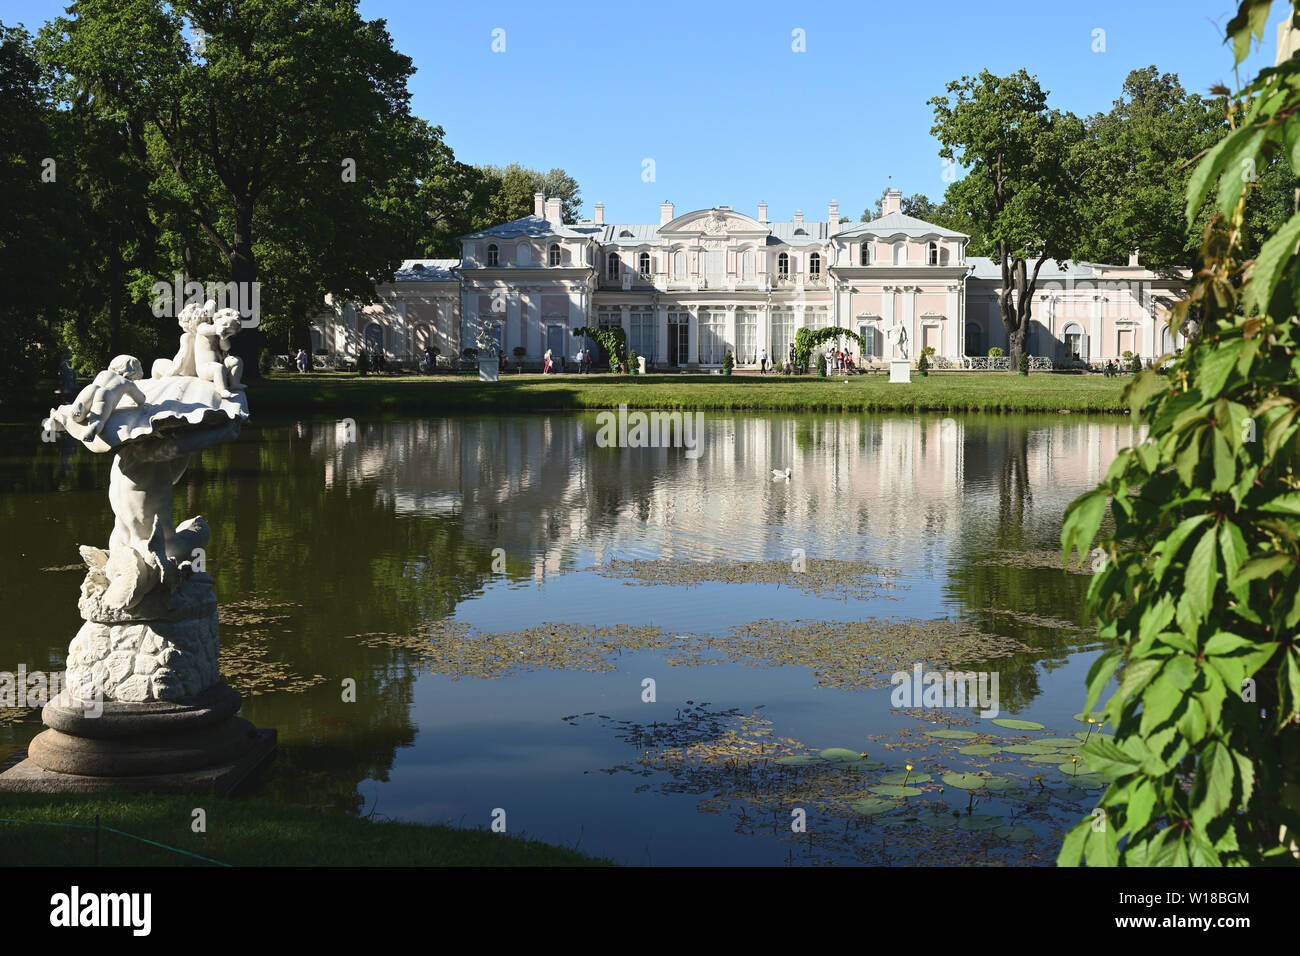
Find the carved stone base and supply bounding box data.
[0,682,275,795]
[889,359,912,384]
[65,608,220,702]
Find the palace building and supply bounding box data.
[315,188,1188,370]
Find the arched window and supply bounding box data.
[516,243,531,265]
[549,243,561,266]
[893,242,906,265]
[486,243,499,266]
[673,250,686,276]
[777,252,790,278]
[607,253,621,280]
[638,252,652,277]
[808,252,821,277]
[927,242,939,265]
[859,243,871,266]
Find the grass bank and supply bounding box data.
[0,792,608,866]
[250,371,1132,417]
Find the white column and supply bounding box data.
[656,304,668,369]
[620,304,631,363]
[945,285,958,359]
[904,287,916,356]
[1091,294,1103,362]
[687,305,699,364]
[725,304,736,359]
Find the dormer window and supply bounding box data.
[893,242,905,265]
[619,229,634,238]
[808,252,821,277]
[486,243,499,266]
[549,243,561,266]
[794,228,807,236]
[638,252,651,277]
[927,242,939,265]
[607,253,621,280]
[777,252,790,278]
[859,243,871,266]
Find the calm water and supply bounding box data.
[0,411,1142,865]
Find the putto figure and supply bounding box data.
[195,306,245,398]
[56,355,146,441]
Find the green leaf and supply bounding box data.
[1247,209,1300,315]
[1153,514,1213,581]
[1126,780,1158,833]
[1182,526,1221,625]
[1191,741,1236,831]
[1061,489,1108,565]
[1231,553,1291,587]
[1057,817,1090,867]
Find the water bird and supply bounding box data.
[772,467,791,480]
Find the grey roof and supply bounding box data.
[600,223,661,244]
[459,215,596,241]
[394,258,459,281]
[837,210,969,240]
[768,221,830,244]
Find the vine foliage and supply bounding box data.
[793,326,864,372]
[571,326,627,372]
[1059,0,1300,866]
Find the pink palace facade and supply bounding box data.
[316,189,1189,369]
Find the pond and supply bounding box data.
[0,410,1142,865]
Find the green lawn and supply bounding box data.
[251,370,1134,416]
[0,792,609,866]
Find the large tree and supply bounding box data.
[42,0,418,378]
[477,162,582,223]
[930,70,1084,368]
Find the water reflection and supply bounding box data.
[0,412,1141,862]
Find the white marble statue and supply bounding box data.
[885,322,909,360]
[44,301,249,702]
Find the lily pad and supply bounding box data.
[924,729,979,740]
[818,747,863,762]
[956,813,1001,831]
[990,718,1045,730]
[850,797,899,815]
[1057,758,1096,776]
[1059,771,1109,789]
[1025,752,1075,763]
[994,824,1036,842]
[980,775,1014,791]
[1073,712,1107,724]
[942,772,988,790]
[1074,731,1115,743]
[880,771,932,785]
[1003,787,1051,804]
[1037,737,1082,748]
[870,785,924,797]
[957,744,1002,756]
[774,755,822,766]
[1003,743,1062,755]
[913,810,960,829]
[842,759,888,771]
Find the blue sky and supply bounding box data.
[5,1,1291,223]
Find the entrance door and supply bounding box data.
[546,325,565,364]
[667,317,689,366]
[364,323,383,355]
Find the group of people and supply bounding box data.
[825,348,857,372]
[541,347,597,374]
[1101,360,1125,377]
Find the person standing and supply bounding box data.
[760,348,768,374]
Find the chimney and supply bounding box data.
[544,197,562,224]
[594,202,604,225]
[533,191,545,218]
[758,201,768,222]
[793,209,804,225]
[882,189,903,216]
[1128,249,1140,267]
[660,201,674,225]
[828,200,839,224]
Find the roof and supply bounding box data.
[837,210,969,240]
[967,257,1094,280]
[459,215,597,241]
[393,259,459,281]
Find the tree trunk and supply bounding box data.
[108,234,123,357]
[229,195,261,380]
[998,249,1042,369]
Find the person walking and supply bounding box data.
[760,348,768,375]
[543,347,553,374]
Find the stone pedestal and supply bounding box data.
[0,683,276,794]
[478,356,499,382]
[889,359,912,383]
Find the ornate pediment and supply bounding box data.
[660,207,769,237]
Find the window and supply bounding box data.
[734,310,757,365]
[673,250,686,277]
[859,323,883,359]
[777,252,790,278]
[927,242,939,265]
[742,250,754,278]
[965,322,981,356]
[630,311,655,362]
[859,243,871,266]
[1063,322,1085,362]
[486,244,499,266]
[893,243,905,265]
[549,244,561,266]
[607,253,621,280]
[769,311,793,365]
[794,228,807,235]
[516,243,531,265]
[638,252,652,278]
[809,252,821,277]
[698,310,727,365]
